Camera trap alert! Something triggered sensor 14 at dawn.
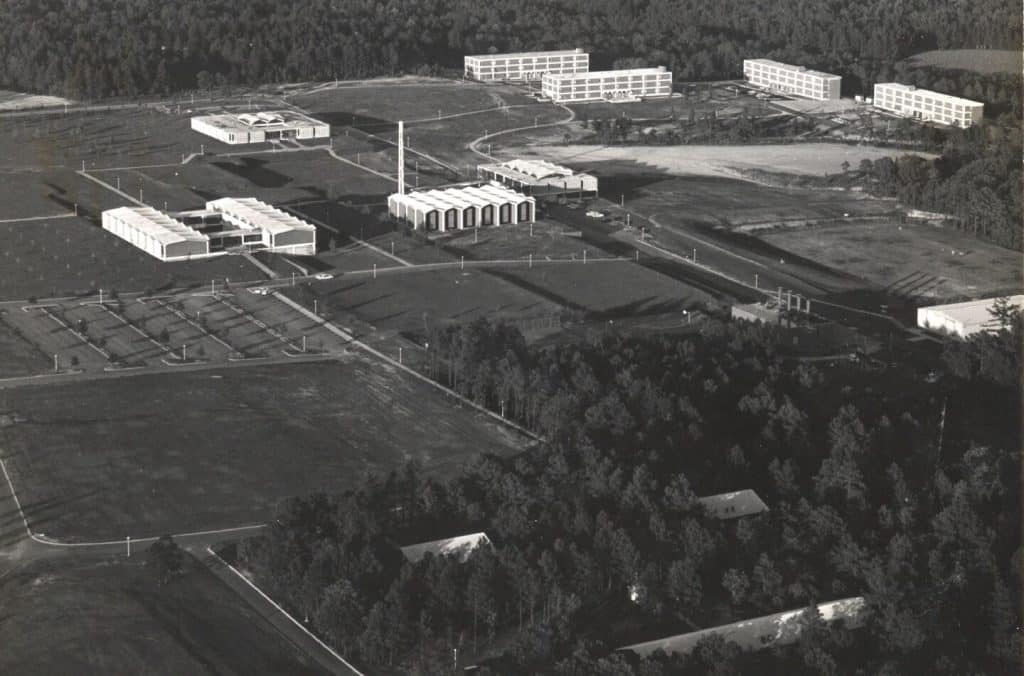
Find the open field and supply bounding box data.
[904,49,1023,74]
[0,89,72,111]
[0,312,50,377]
[0,171,76,220]
[444,220,602,261]
[761,220,1023,301]
[0,555,320,676]
[0,359,527,540]
[513,142,935,178]
[0,218,264,301]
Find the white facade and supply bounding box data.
[873,83,984,127]
[465,49,588,82]
[388,182,536,233]
[206,198,317,255]
[541,66,672,103]
[917,295,1023,337]
[743,59,841,101]
[101,207,210,261]
[477,158,598,194]
[190,111,330,144]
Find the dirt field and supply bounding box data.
[514,143,934,178]
[904,49,1022,75]
[0,218,264,301]
[0,90,72,111]
[0,555,320,676]
[761,220,1023,300]
[0,359,527,540]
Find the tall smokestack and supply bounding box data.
[397,120,405,195]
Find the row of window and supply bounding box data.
[470,57,587,66]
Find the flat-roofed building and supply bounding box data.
[743,59,841,101]
[101,206,210,261]
[400,532,492,564]
[917,295,1023,337]
[465,49,588,82]
[190,110,330,144]
[542,66,672,103]
[873,83,984,127]
[205,198,317,255]
[388,182,536,232]
[477,158,598,195]
[697,489,769,520]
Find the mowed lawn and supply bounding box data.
[0,359,527,541]
[0,218,264,301]
[0,311,50,377]
[0,555,321,676]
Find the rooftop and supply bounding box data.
[466,48,585,60]
[400,532,492,563]
[745,58,841,81]
[479,158,584,182]
[389,181,535,211]
[697,489,769,519]
[622,597,866,657]
[105,206,208,246]
[191,110,328,133]
[874,82,984,107]
[205,198,316,236]
[919,295,1024,329]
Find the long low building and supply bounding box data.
[465,48,588,82]
[541,66,672,103]
[388,182,536,232]
[743,59,841,101]
[101,198,317,261]
[872,83,983,128]
[102,207,210,261]
[190,110,330,144]
[917,295,1023,337]
[477,158,597,195]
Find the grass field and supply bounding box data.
[0,359,527,540]
[444,220,599,261]
[904,49,1022,75]
[514,143,933,178]
[761,220,1023,300]
[0,311,50,377]
[0,555,320,675]
[0,218,264,301]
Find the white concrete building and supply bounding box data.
[190,110,330,144]
[102,207,210,261]
[205,198,317,255]
[917,295,1023,337]
[542,66,672,103]
[743,59,841,101]
[477,158,598,195]
[873,83,984,127]
[388,182,536,232]
[464,49,588,82]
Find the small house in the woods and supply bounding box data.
[697,489,769,519]
[400,532,493,564]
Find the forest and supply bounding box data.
[235,316,1021,674]
[0,0,1019,102]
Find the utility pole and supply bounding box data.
[53,354,59,373]
[692,248,697,264]
[754,273,759,289]
[373,264,377,279]
[398,347,403,364]
[291,272,296,286]
[313,299,318,316]
[583,249,587,264]
[302,335,307,352]
[126,536,131,558]
[182,344,187,361]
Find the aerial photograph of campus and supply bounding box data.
[0,1,1020,674]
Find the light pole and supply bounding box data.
[313,299,318,316]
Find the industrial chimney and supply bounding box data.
[397,120,405,195]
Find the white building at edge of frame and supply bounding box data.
[190,110,330,144]
[916,295,1024,338]
[873,83,984,128]
[101,198,317,261]
[477,158,598,195]
[742,59,841,101]
[387,182,536,233]
[541,66,672,103]
[464,48,589,82]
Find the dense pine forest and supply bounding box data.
[0,0,1019,100]
[235,317,1021,674]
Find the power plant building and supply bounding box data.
[542,66,672,103]
[388,182,536,233]
[477,159,598,195]
[464,49,588,82]
[916,295,1023,337]
[190,111,330,144]
[872,83,984,127]
[743,59,841,101]
[101,198,317,261]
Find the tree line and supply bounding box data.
[236,317,1020,673]
[0,0,1019,101]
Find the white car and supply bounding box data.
[248,286,270,295]
[585,210,605,219]
[314,272,334,280]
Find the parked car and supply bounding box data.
[585,210,605,219]
[249,286,270,295]
[314,272,334,280]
